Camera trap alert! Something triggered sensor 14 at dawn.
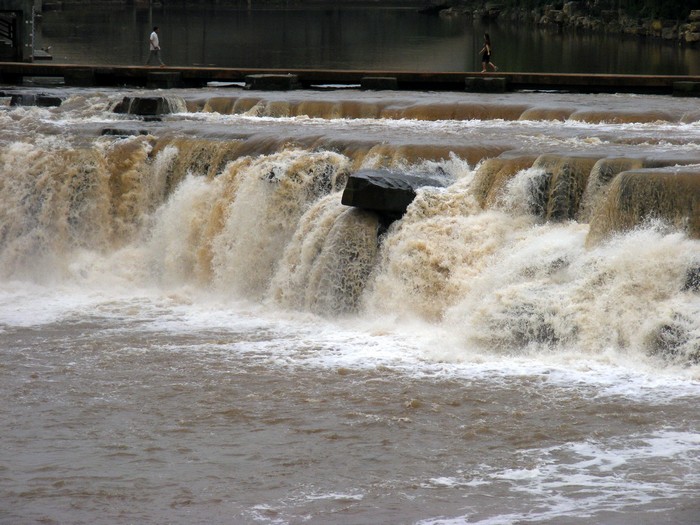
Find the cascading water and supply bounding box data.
[1,86,699,525]
[1,89,699,362]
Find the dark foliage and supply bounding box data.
[472,0,700,19]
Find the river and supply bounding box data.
[4,3,700,522]
[35,2,700,74]
[1,81,699,523]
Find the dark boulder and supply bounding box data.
[341,169,449,221]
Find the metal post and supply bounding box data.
[473,22,477,72]
[29,4,33,60]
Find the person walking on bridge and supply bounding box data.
[479,33,498,73]
[146,26,164,66]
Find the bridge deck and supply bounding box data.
[1,62,699,94]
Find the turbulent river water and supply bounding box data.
[1,84,699,524]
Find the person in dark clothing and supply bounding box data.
[479,33,498,72]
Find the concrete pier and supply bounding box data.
[0,1,34,62]
[1,62,699,95]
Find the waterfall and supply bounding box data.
[1,89,698,366]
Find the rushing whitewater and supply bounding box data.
[1,86,699,524]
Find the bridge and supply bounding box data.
[1,61,700,96]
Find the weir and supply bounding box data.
[107,92,699,125]
[0,86,698,363]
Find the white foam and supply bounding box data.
[416,430,700,525]
[2,89,700,399]
[303,492,364,501]
[1,278,698,400]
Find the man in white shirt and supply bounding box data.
[146,26,164,66]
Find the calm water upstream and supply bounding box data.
[1,82,699,524]
[35,3,700,74]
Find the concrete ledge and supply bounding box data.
[113,95,180,116]
[147,71,183,89]
[64,68,96,87]
[465,76,508,93]
[673,81,700,97]
[10,93,63,107]
[361,76,398,90]
[36,95,63,107]
[245,74,300,91]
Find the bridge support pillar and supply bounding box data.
[0,70,22,84]
[465,76,508,93]
[63,68,95,87]
[147,71,182,89]
[361,76,398,90]
[245,74,300,91]
[673,81,700,97]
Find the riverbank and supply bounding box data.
[438,2,700,45]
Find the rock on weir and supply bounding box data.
[341,169,449,222]
[113,95,186,116]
